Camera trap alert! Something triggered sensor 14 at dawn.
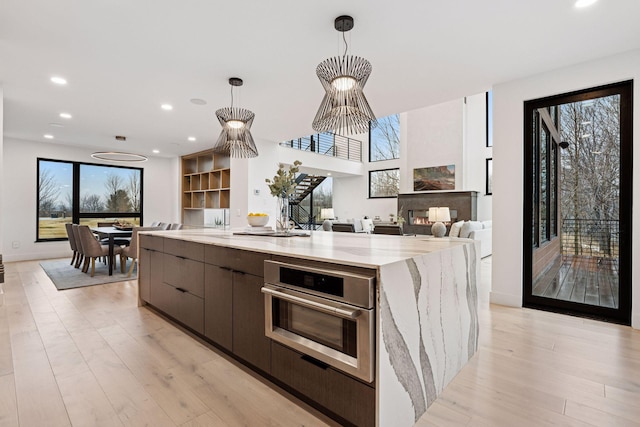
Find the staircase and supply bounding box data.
[288,174,326,230]
[290,174,326,206]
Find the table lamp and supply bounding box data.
[320,208,335,220]
[429,207,451,238]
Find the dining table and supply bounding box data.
[91,226,133,275]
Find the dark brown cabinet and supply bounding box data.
[141,236,205,334]
[139,235,164,303]
[204,264,233,350]
[232,270,270,373]
[271,342,375,427]
[204,245,271,373]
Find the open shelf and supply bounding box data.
[181,149,231,224]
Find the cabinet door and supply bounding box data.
[232,272,270,373]
[204,264,233,350]
[139,248,164,303]
[177,290,204,334]
[271,343,375,427]
[163,254,204,297]
[149,281,179,319]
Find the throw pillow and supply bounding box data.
[459,221,483,239]
[449,220,465,237]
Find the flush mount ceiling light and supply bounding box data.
[312,15,377,136]
[50,76,67,85]
[91,151,148,162]
[575,0,598,8]
[212,77,258,158]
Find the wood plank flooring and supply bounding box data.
[0,258,639,426]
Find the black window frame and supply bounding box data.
[368,168,400,199]
[36,158,144,242]
[486,158,493,195]
[369,114,400,163]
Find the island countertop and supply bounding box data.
[139,227,480,426]
[140,228,472,269]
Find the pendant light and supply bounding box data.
[312,15,377,135]
[213,77,258,158]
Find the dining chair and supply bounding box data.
[64,223,78,265]
[169,223,183,230]
[120,227,160,277]
[157,222,171,230]
[71,224,84,268]
[78,225,123,277]
[150,221,160,227]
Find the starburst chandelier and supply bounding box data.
[312,15,377,135]
[213,77,258,158]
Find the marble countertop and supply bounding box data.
[141,228,472,269]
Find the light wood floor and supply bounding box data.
[0,258,638,426]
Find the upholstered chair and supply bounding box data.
[77,225,122,277]
[157,222,171,230]
[120,227,160,277]
[71,224,84,268]
[169,223,183,230]
[64,223,79,265]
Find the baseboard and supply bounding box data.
[489,291,522,307]
[3,250,71,263]
[632,313,640,330]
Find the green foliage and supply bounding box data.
[265,160,302,197]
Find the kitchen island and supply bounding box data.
[138,229,479,427]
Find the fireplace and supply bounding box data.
[399,191,478,235]
[408,209,458,226]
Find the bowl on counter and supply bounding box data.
[247,214,269,227]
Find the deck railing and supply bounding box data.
[561,218,619,259]
[280,132,362,162]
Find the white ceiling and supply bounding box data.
[2,0,639,158]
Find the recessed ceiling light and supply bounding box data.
[575,0,597,8]
[188,136,196,142]
[190,98,207,106]
[327,172,332,176]
[59,112,72,119]
[152,149,160,154]
[50,76,67,85]
[44,134,54,139]
[49,123,64,127]
[161,104,173,111]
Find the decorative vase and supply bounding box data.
[276,195,290,233]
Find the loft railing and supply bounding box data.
[561,218,619,259]
[280,132,362,162]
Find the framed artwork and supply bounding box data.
[486,158,493,195]
[413,165,455,191]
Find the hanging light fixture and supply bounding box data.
[213,77,258,158]
[312,15,377,135]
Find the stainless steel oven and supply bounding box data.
[262,260,375,383]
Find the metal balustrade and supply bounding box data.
[280,132,362,162]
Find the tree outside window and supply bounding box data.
[37,159,143,241]
[369,168,399,198]
[369,114,400,162]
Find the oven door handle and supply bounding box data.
[261,286,361,319]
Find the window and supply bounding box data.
[486,91,493,147]
[486,158,493,195]
[37,158,143,241]
[369,168,399,198]
[369,114,400,162]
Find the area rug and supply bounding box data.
[40,258,136,290]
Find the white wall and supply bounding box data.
[401,99,464,192]
[331,96,490,223]
[463,93,493,221]
[2,138,179,262]
[492,49,640,329]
